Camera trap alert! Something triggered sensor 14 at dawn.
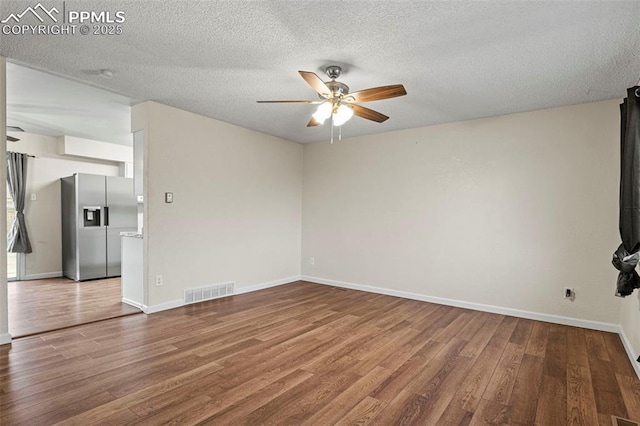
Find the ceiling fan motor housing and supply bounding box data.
[326,81,349,97]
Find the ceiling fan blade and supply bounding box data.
[299,71,331,98]
[7,135,20,142]
[345,84,406,103]
[352,104,389,123]
[256,100,321,104]
[307,117,321,127]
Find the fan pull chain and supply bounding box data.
[330,116,334,144]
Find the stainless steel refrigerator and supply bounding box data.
[61,173,137,281]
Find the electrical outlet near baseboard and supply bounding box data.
[564,287,575,300]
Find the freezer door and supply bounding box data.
[76,174,108,280]
[106,176,137,277]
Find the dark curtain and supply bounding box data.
[7,152,32,253]
[612,87,640,297]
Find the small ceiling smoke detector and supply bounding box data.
[99,69,114,79]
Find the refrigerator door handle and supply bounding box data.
[104,206,109,227]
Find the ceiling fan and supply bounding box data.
[257,65,407,130]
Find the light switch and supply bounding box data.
[30,193,37,201]
[165,192,173,203]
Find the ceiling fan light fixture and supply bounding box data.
[333,104,354,126]
[312,101,333,124]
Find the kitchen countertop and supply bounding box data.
[120,232,143,238]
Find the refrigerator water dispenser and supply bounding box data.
[83,207,101,227]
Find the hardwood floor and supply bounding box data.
[1,281,638,425]
[8,277,142,338]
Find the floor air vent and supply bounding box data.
[184,282,235,305]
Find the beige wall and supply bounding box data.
[8,132,120,278]
[135,102,302,307]
[302,99,623,325]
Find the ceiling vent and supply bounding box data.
[6,126,24,142]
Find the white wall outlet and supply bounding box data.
[165,192,173,203]
[155,274,163,286]
[30,193,37,201]
[309,257,315,265]
[564,287,574,300]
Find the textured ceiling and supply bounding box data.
[1,0,640,144]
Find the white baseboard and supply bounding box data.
[0,332,12,345]
[142,275,302,314]
[235,275,301,295]
[22,271,63,280]
[301,275,620,333]
[619,326,640,379]
[142,299,183,314]
[122,298,145,311]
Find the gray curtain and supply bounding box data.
[612,87,640,297]
[7,152,32,253]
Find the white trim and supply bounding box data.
[619,326,640,379]
[122,297,145,311]
[141,276,302,315]
[0,332,11,345]
[21,271,63,281]
[235,275,301,295]
[142,299,183,314]
[301,275,620,333]
[16,252,25,280]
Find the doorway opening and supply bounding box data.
[5,62,143,338]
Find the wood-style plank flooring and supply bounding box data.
[1,281,639,425]
[8,277,142,338]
